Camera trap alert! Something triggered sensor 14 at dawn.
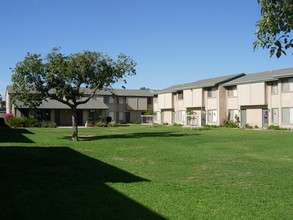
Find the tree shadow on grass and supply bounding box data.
[0,146,165,220]
[0,126,34,143]
[64,131,200,141]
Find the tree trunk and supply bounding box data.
[72,107,78,141]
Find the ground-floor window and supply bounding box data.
[208,109,217,123]
[154,111,161,121]
[272,108,279,124]
[108,111,114,121]
[228,109,239,122]
[178,110,185,123]
[116,112,123,121]
[282,108,293,124]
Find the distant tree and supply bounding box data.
[0,94,5,108]
[253,0,293,57]
[139,87,150,90]
[11,48,136,141]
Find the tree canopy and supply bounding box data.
[254,0,293,57]
[11,48,136,141]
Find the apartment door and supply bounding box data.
[262,109,269,128]
[172,111,176,124]
[125,112,130,123]
[201,112,206,126]
[241,109,247,128]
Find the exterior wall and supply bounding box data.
[246,108,263,128]
[158,93,172,109]
[238,83,266,106]
[218,86,227,125]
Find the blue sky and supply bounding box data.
[0,0,292,98]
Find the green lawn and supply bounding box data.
[0,125,292,219]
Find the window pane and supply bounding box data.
[282,108,290,124]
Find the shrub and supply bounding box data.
[95,121,107,127]
[245,124,253,129]
[173,123,183,127]
[5,113,14,119]
[267,125,290,130]
[40,121,57,128]
[5,117,39,128]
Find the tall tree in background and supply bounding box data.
[254,0,293,57]
[11,48,136,141]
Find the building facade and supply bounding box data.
[154,67,293,129]
[6,87,153,126]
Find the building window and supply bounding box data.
[282,78,293,92]
[282,108,293,124]
[178,91,183,100]
[154,96,158,103]
[89,110,95,121]
[178,110,185,122]
[228,109,239,122]
[147,97,153,104]
[272,108,279,124]
[108,111,114,120]
[116,112,123,121]
[155,111,161,121]
[116,97,124,104]
[208,110,217,123]
[104,96,114,104]
[271,82,278,95]
[227,86,237,97]
[207,87,217,98]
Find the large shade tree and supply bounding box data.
[254,0,293,57]
[11,48,136,141]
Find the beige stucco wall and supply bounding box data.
[162,110,172,124]
[238,83,266,106]
[193,88,203,107]
[246,108,263,128]
[281,93,293,107]
[158,93,172,109]
[183,89,193,108]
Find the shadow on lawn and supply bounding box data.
[0,126,34,143]
[0,146,165,220]
[65,131,200,141]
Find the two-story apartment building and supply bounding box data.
[6,86,153,126]
[153,73,245,126]
[154,67,293,129]
[223,67,293,129]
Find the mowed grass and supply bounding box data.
[0,125,292,219]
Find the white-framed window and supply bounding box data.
[271,82,278,95]
[116,97,124,104]
[272,108,279,124]
[282,108,293,124]
[228,109,239,122]
[178,110,185,122]
[104,96,114,104]
[282,78,293,92]
[227,86,237,97]
[207,87,217,98]
[208,110,217,123]
[108,111,114,120]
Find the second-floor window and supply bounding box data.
[271,82,278,95]
[104,96,114,104]
[116,97,124,104]
[147,97,153,105]
[207,87,217,98]
[178,91,183,100]
[282,78,293,92]
[227,86,237,97]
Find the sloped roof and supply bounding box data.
[223,67,293,86]
[6,86,154,97]
[155,73,245,94]
[14,98,109,110]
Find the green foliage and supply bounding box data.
[143,110,154,115]
[95,121,108,127]
[11,48,136,140]
[40,121,57,128]
[254,0,293,57]
[172,123,183,127]
[267,125,291,130]
[245,124,253,129]
[204,124,220,128]
[5,117,39,128]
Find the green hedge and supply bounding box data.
[5,117,39,128]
